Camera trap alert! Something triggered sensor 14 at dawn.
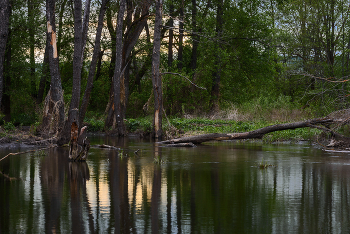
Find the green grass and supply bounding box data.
[123,116,322,142]
[169,117,252,133]
[83,112,105,132]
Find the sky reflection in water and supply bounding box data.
[1,137,350,233]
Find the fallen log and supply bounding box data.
[160,118,344,145]
[91,144,120,150]
[161,142,197,147]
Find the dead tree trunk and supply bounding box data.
[69,122,90,161]
[152,0,163,139]
[160,118,341,145]
[39,0,65,136]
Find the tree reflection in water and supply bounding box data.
[40,147,92,233]
[2,141,350,233]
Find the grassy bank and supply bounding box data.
[82,115,322,143]
[82,96,328,142]
[127,117,323,142]
[82,98,327,143]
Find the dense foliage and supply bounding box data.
[1,0,349,130]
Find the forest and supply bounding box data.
[0,0,349,142]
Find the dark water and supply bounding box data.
[1,136,350,233]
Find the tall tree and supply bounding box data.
[0,0,10,109]
[79,0,109,127]
[177,0,184,71]
[211,0,223,111]
[105,0,151,131]
[58,0,91,145]
[40,0,65,136]
[190,0,198,71]
[57,0,68,56]
[121,0,151,116]
[112,0,126,134]
[70,0,87,123]
[168,0,174,67]
[28,0,37,98]
[152,0,163,138]
[2,2,11,122]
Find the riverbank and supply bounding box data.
[0,116,333,149]
[85,116,325,143]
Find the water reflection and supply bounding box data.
[2,140,350,233]
[40,147,66,233]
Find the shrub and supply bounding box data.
[3,121,16,131]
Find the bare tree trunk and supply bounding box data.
[2,11,11,123]
[79,0,108,127]
[70,0,84,124]
[191,0,198,71]
[211,0,223,112]
[58,0,91,145]
[104,5,116,129]
[40,0,65,136]
[106,5,116,82]
[112,0,126,135]
[177,0,184,71]
[168,1,174,68]
[28,0,36,99]
[57,0,68,56]
[152,0,163,139]
[0,0,10,109]
[95,50,104,81]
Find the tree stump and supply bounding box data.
[69,122,90,161]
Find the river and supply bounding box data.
[0,136,350,233]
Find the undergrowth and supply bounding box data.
[123,116,321,142]
[81,97,323,142]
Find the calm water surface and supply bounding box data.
[1,136,350,233]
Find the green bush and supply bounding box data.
[3,121,16,131]
[13,113,36,126]
[126,117,152,133]
[83,113,105,132]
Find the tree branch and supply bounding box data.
[162,72,206,90]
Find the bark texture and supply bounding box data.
[104,0,151,130]
[0,0,10,109]
[40,0,65,136]
[69,122,90,161]
[58,0,91,145]
[211,0,223,112]
[168,1,174,67]
[152,0,163,139]
[177,0,184,70]
[79,0,108,127]
[111,0,126,135]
